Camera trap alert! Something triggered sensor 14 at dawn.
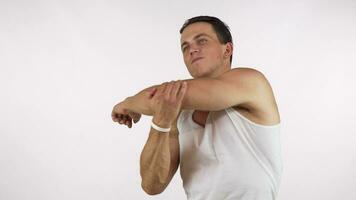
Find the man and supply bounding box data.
[111,16,283,200]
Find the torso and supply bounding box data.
[192,106,280,128]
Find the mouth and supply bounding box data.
[191,57,203,64]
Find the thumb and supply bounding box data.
[129,111,141,123]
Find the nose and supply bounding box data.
[189,43,200,56]
[189,46,200,56]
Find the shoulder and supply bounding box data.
[218,67,271,94]
[220,67,267,83]
[223,67,280,124]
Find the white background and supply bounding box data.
[1,0,355,199]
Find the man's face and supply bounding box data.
[180,22,231,78]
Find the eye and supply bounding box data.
[198,38,207,44]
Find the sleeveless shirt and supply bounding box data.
[177,107,283,200]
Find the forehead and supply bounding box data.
[180,22,217,43]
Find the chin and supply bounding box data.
[194,69,212,78]
[188,62,215,78]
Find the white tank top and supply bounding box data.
[177,107,283,200]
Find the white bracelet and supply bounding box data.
[151,120,171,133]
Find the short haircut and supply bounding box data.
[179,16,233,64]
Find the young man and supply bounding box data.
[111,16,283,200]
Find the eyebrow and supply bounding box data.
[181,33,210,49]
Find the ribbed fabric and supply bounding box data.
[177,107,283,200]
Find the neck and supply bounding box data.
[210,63,231,78]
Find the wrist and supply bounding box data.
[151,120,171,132]
[152,116,172,128]
[124,95,153,116]
[123,96,133,111]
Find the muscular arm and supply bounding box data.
[180,68,268,111]
[124,68,268,115]
[140,115,180,195]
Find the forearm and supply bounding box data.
[140,126,172,194]
[124,76,230,115]
[139,81,183,194]
[124,85,159,116]
[124,77,220,115]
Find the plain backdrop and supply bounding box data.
[1,0,355,199]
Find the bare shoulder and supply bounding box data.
[219,67,275,104]
[218,67,267,91]
[228,67,281,125]
[221,67,265,80]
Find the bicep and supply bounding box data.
[181,68,265,111]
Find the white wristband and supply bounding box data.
[151,120,171,133]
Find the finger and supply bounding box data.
[132,115,140,123]
[112,114,117,122]
[128,112,141,123]
[120,120,127,125]
[155,82,167,97]
[115,112,126,122]
[177,81,188,102]
[113,113,121,122]
[120,119,131,126]
[126,120,132,128]
[118,117,125,124]
[165,81,174,99]
[171,80,181,98]
[162,82,169,94]
[122,115,131,125]
[121,116,132,127]
[111,108,117,122]
[118,115,130,124]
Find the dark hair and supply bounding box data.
[179,16,233,64]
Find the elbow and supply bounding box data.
[141,181,165,195]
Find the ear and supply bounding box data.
[223,42,233,59]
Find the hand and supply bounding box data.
[150,80,188,127]
[111,99,142,128]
